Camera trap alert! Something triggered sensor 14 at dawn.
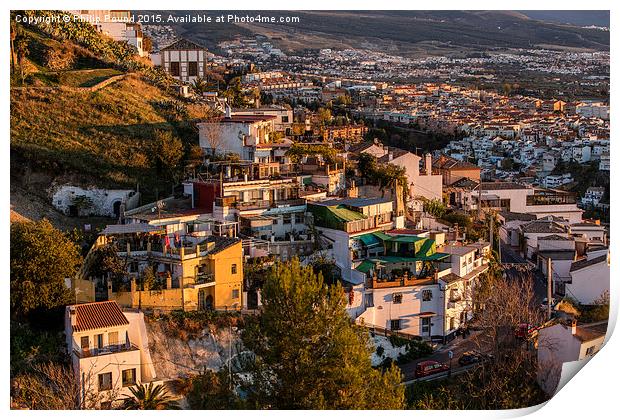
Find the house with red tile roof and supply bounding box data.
[65,301,162,408]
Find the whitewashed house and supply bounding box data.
[160,38,215,82]
[52,186,140,218]
[65,301,160,408]
[565,252,610,305]
[537,319,606,395]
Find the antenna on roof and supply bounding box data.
[225,102,231,119]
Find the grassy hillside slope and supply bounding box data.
[10,14,210,214]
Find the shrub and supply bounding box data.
[389,334,409,348]
[396,340,434,364]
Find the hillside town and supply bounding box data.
[9,9,610,411]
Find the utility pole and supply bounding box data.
[477,181,483,221]
[547,257,553,320]
[489,213,493,250]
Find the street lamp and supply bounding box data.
[448,350,454,378]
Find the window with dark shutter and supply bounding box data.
[188,62,198,76]
[171,62,180,76]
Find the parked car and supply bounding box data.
[540,298,556,310]
[515,323,542,339]
[458,351,494,366]
[458,351,482,366]
[415,360,449,378]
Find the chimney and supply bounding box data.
[69,307,76,327]
[571,319,577,335]
[388,152,393,161]
[225,103,231,119]
[425,153,432,175]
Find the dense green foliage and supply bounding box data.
[286,143,338,165]
[423,199,447,218]
[10,219,82,320]
[357,152,409,202]
[186,369,245,409]
[240,259,405,409]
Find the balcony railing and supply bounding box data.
[194,273,215,286]
[75,340,138,358]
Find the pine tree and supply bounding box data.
[241,259,405,409]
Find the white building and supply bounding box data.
[159,38,215,82]
[537,320,606,395]
[65,301,160,408]
[566,252,610,305]
[352,237,489,343]
[477,182,583,223]
[52,186,140,218]
[232,106,293,135]
[581,187,605,208]
[197,110,276,160]
[576,102,609,120]
[70,11,147,57]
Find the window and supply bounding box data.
[129,262,138,273]
[586,346,595,356]
[232,289,240,299]
[422,289,433,301]
[188,61,198,77]
[170,62,180,76]
[282,116,289,123]
[272,218,279,225]
[390,319,401,331]
[364,293,374,307]
[392,293,403,304]
[449,317,456,331]
[96,334,104,349]
[294,213,305,224]
[122,369,136,387]
[98,372,113,391]
[421,317,431,334]
[108,331,118,345]
[231,264,237,275]
[283,214,292,224]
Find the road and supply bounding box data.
[500,242,548,302]
[398,329,494,382]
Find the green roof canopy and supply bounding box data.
[355,260,376,274]
[373,231,392,241]
[330,205,367,222]
[357,233,383,248]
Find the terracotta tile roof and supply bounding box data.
[71,301,129,332]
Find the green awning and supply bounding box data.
[373,232,392,241]
[355,260,376,274]
[358,233,382,248]
[417,239,437,257]
[387,235,425,244]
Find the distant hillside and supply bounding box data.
[519,10,609,28]
[152,10,610,56]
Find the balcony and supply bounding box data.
[75,340,138,358]
[233,198,305,211]
[344,213,393,234]
[194,273,215,287]
[370,272,435,289]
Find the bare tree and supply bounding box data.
[199,113,226,159]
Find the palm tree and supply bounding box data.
[121,383,180,410]
[192,77,208,96]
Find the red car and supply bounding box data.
[415,360,449,378]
